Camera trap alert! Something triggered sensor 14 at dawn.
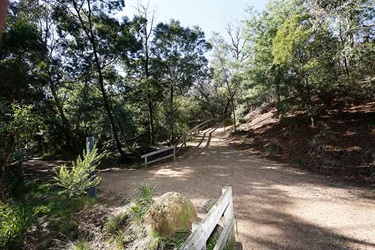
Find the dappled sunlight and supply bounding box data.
[99,127,375,249]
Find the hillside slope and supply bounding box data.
[230,100,375,186]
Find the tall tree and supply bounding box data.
[152,20,210,143]
[0,5,46,202]
[54,0,138,160]
[130,3,160,145]
[210,22,250,131]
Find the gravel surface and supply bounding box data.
[99,126,375,249]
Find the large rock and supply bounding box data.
[145,192,197,238]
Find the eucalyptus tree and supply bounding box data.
[52,0,139,160]
[152,20,211,143]
[210,22,250,131]
[128,3,161,145]
[242,0,301,108]
[309,0,375,96]
[0,4,46,202]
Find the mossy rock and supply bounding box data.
[145,192,197,239]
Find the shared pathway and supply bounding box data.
[99,126,375,249]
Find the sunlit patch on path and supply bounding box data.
[100,126,375,250]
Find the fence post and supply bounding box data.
[86,136,96,198]
[173,145,176,161]
[222,187,234,225]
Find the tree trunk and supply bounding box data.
[170,83,175,144]
[145,44,155,145]
[95,56,128,161]
[72,0,128,161]
[276,81,281,104]
[231,97,237,132]
[147,96,155,145]
[49,80,75,150]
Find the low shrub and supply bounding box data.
[0,203,31,249]
[53,146,104,198]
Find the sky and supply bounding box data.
[120,0,268,39]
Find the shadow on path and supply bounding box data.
[99,126,375,250]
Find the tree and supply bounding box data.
[129,3,160,145]
[53,0,138,160]
[210,22,250,131]
[242,0,300,109]
[0,5,46,203]
[152,20,211,143]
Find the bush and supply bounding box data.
[0,204,31,249]
[53,147,104,198]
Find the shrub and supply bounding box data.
[53,147,104,198]
[0,204,31,249]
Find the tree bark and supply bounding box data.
[72,0,128,161]
[170,83,175,144]
[147,96,155,145]
[231,97,237,132]
[49,80,75,150]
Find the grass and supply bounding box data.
[0,203,31,249]
[139,183,154,203]
[163,232,190,249]
[108,230,126,250]
[0,181,98,249]
[206,225,236,250]
[130,183,155,223]
[68,239,90,250]
[106,212,128,236]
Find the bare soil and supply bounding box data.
[99,126,375,250]
[232,101,375,184]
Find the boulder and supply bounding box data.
[145,192,197,238]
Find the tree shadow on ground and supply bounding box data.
[99,126,375,249]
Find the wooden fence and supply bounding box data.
[141,119,212,166]
[176,119,212,153]
[141,145,176,167]
[180,186,235,250]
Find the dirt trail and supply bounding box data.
[99,126,375,249]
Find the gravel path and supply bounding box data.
[99,126,375,249]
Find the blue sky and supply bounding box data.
[121,0,268,39]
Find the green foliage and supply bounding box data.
[106,212,129,236]
[130,183,154,223]
[0,203,31,249]
[53,147,104,198]
[68,239,90,250]
[206,225,236,250]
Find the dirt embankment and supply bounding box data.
[231,101,375,185]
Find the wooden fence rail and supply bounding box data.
[141,145,176,167]
[176,119,212,153]
[141,119,212,166]
[180,186,235,250]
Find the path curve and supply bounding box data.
[99,126,375,249]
